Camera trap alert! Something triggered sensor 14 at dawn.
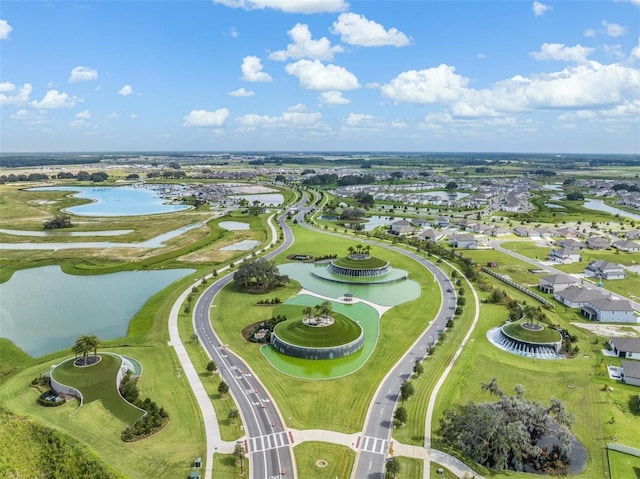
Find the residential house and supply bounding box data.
[490,227,511,237]
[448,233,478,249]
[613,240,640,252]
[554,285,607,308]
[581,296,635,323]
[548,247,581,264]
[434,216,450,228]
[625,230,640,240]
[389,219,413,236]
[609,338,640,360]
[514,226,532,237]
[585,260,627,280]
[417,228,442,242]
[556,238,586,250]
[532,227,558,238]
[538,274,580,294]
[411,217,431,228]
[585,236,611,250]
[557,226,581,238]
[622,360,640,386]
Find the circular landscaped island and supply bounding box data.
[311,246,407,285]
[487,319,563,359]
[270,304,364,360]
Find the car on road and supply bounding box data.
[446,288,453,293]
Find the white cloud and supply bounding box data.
[241,56,273,82]
[269,23,343,61]
[0,19,13,39]
[10,109,48,124]
[532,1,552,17]
[319,90,350,105]
[381,61,640,118]
[118,84,134,96]
[237,104,322,127]
[212,0,347,14]
[602,20,626,37]
[285,59,359,91]
[631,37,640,59]
[0,82,32,105]
[75,109,91,119]
[229,87,255,97]
[131,114,139,119]
[391,120,408,129]
[530,43,595,63]
[331,13,411,47]
[69,66,98,83]
[106,112,120,119]
[584,28,597,38]
[344,112,376,126]
[602,44,624,59]
[30,89,79,109]
[381,64,469,104]
[183,108,230,127]
[230,27,238,38]
[476,53,486,60]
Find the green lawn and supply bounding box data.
[273,309,362,347]
[294,441,355,478]
[210,224,440,433]
[333,255,388,269]
[502,320,562,343]
[51,354,143,424]
[608,449,640,479]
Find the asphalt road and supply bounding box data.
[192,193,310,479]
[294,210,456,479]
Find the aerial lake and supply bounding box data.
[28,185,190,216]
[583,198,640,221]
[0,265,194,357]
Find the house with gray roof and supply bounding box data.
[613,240,640,252]
[557,238,585,250]
[448,233,478,249]
[625,230,640,240]
[554,285,607,308]
[585,236,611,250]
[585,260,627,280]
[389,219,413,236]
[609,337,640,360]
[548,247,581,264]
[622,360,640,386]
[434,216,450,228]
[538,274,580,294]
[581,296,635,323]
[417,228,443,242]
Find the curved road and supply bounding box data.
[193,193,311,479]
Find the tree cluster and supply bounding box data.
[256,297,282,305]
[340,208,365,220]
[439,379,575,474]
[120,372,169,442]
[233,259,289,293]
[44,214,73,230]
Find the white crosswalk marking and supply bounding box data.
[359,435,388,455]
[248,431,290,453]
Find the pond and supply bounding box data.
[219,221,250,231]
[27,186,191,216]
[229,193,284,206]
[220,240,261,251]
[0,228,133,237]
[0,222,203,250]
[0,265,194,357]
[583,199,640,221]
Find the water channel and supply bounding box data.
[0,265,194,357]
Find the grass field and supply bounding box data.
[502,319,563,343]
[273,309,362,347]
[293,441,355,478]
[51,354,143,424]
[608,449,640,479]
[210,224,440,433]
[333,255,388,269]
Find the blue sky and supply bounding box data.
[1,0,639,153]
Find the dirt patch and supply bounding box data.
[570,322,640,337]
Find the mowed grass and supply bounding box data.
[211,224,440,433]
[608,450,640,479]
[51,355,143,424]
[394,455,424,478]
[211,452,249,478]
[333,255,388,269]
[502,320,562,343]
[273,311,362,347]
[427,275,640,479]
[294,441,355,478]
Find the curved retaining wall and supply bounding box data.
[500,325,563,353]
[327,261,391,278]
[270,329,365,360]
[49,367,84,404]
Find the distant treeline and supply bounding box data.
[0,171,108,184]
[302,173,376,186]
[0,155,102,168]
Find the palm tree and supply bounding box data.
[364,244,371,255]
[347,246,355,256]
[319,301,332,319]
[302,306,312,319]
[72,336,92,365]
[86,335,100,361]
